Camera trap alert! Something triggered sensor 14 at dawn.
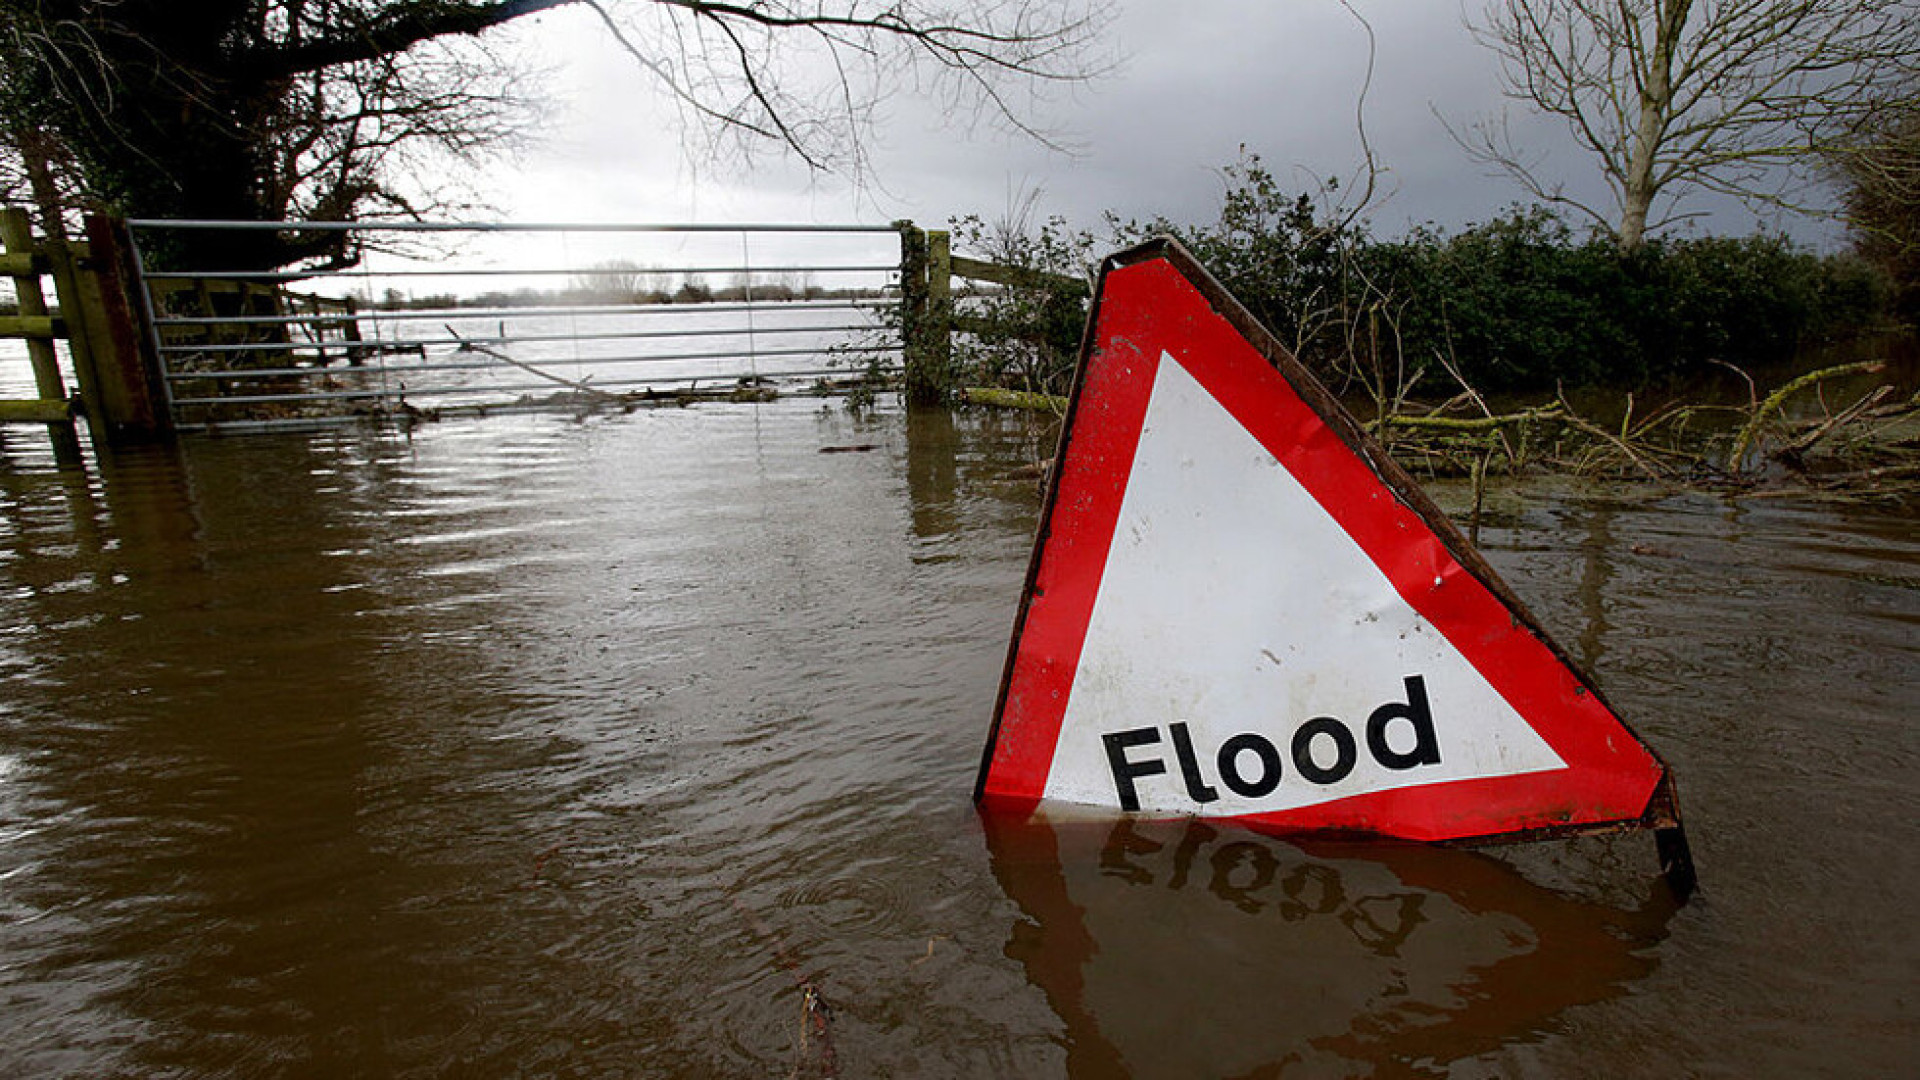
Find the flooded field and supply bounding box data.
[0,400,1914,1077]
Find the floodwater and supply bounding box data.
[0,400,1914,1077]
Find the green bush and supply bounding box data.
[946,213,1097,398]
[1358,210,1888,392]
[954,155,1897,399]
[1365,208,1638,389]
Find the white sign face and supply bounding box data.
[1040,353,1567,815]
[981,247,1673,843]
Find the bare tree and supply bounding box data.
[1460,0,1920,249]
[0,118,86,236]
[1833,81,1920,312]
[262,39,540,228]
[0,1,1109,269]
[569,258,651,299]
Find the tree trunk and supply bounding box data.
[12,125,68,239]
[1619,178,1654,251]
[1618,0,1693,251]
[39,2,348,273]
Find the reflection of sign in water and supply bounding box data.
[978,240,1686,863]
[985,812,1678,1077]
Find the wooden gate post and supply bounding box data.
[897,221,930,401]
[897,222,957,405]
[37,229,108,443]
[68,214,172,443]
[925,228,954,399]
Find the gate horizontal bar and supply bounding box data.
[160,322,874,357]
[130,220,898,234]
[169,365,892,407]
[151,299,884,326]
[164,345,897,388]
[165,343,898,384]
[143,263,898,282]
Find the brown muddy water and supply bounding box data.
[0,401,1914,1078]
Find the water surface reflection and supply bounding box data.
[986,813,1675,1078]
[0,403,1913,1077]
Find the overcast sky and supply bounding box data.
[480,0,1837,251]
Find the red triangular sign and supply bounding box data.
[977,240,1680,844]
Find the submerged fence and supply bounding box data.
[124,220,907,432]
[1,213,1050,446]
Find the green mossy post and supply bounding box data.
[898,222,930,402]
[898,222,956,405]
[926,229,953,398]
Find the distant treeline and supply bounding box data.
[369,272,884,312]
[956,157,1902,399]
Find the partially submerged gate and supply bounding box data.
[123,220,906,432]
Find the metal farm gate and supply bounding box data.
[124,220,906,432]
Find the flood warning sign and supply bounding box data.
[975,240,1680,844]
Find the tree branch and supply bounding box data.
[246,0,583,78]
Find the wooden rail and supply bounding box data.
[0,252,48,276]
[948,254,1086,295]
[0,208,79,448]
[0,398,74,423]
[0,315,64,338]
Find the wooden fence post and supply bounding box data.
[897,220,928,392]
[925,229,953,400]
[40,233,109,441]
[897,221,958,405]
[71,214,172,443]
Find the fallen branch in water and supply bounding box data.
[1373,405,1565,433]
[1376,361,1916,497]
[957,355,1917,500]
[1553,400,1674,482]
[959,386,1068,413]
[444,325,625,402]
[1781,385,1895,458]
[1725,361,1886,472]
[728,898,838,1079]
